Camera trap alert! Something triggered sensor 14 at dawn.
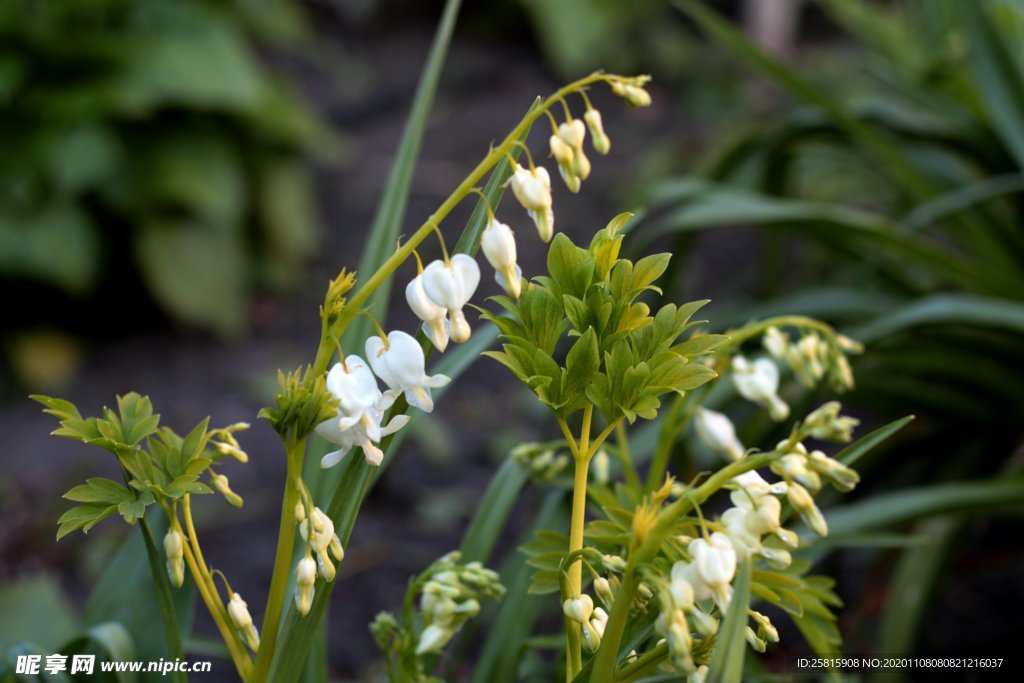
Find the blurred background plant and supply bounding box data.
[0,0,327,350]
[630,0,1024,667]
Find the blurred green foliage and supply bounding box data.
[642,0,1024,658]
[0,0,328,335]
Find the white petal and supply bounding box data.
[320,448,349,469]
[450,254,480,303]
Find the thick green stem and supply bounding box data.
[252,440,305,681]
[138,518,188,683]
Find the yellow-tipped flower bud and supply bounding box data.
[163,529,185,588]
[584,109,610,155]
[210,473,243,508]
[227,592,260,652]
[295,556,317,616]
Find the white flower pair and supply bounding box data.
[407,254,480,352]
[315,331,450,468]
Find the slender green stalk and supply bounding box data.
[252,440,305,681]
[616,641,668,681]
[614,423,641,490]
[178,525,253,679]
[646,395,685,491]
[138,518,188,683]
[566,451,591,681]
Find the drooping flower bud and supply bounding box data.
[210,473,243,508]
[480,217,522,299]
[164,528,185,588]
[366,330,451,413]
[787,482,828,536]
[610,80,652,107]
[562,594,594,624]
[508,163,555,242]
[227,592,260,652]
[584,109,610,155]
[295,556,317,616]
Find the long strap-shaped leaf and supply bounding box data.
[705,559,752,683]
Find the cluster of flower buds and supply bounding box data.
[721,472,798,569]
[562,593,609,653]
[610,75,653,107]
[770,434,860,537]
[298,505,345,583]
[763,326,860,392]
[693,407,745,461]
[550,118,591,193]
[163,528,185,588]
[509,442,570,481]
[227,592,260,652]
[208,422,251,463]
[748,609,780,652]
[731,355,789,421]
[416,552,505,655]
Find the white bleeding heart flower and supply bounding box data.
[422,254,480,344]
[366,330,450,413]
[480,217,522,299]
[315,356,409,467]
[693,407,744,461]
[732,355,790,421]
[509,163,555,242]
[407,274,450,353]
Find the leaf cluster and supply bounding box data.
[258,366,339,441]
[483,215,724,423]
[33,392,233,539]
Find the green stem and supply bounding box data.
[138,518,188,683]
[614,423,641,491]
[252,440,305,682]
[646,395,685,491]
[590,564,637,683]
[720,315,843,353]
[615,640,668,681]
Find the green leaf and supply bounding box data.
[57,504,118,540]
[705,559,752,683]
[63,478,132,504]
[112,4,266,114]
[135,220,246,336]
[820,478,1024,540]
[560,328,600,414]
[851,294,1024,343]
[61,623,137,683]
[963,0,1024,169]
[834,415,914,468]
[0,576,78,651]
[458,459,531,563]
[117,491,156,525]
[0,204,100,293]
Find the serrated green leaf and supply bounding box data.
[117,491,155,525]
[63,478,132,505]
[57,504,118,540]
